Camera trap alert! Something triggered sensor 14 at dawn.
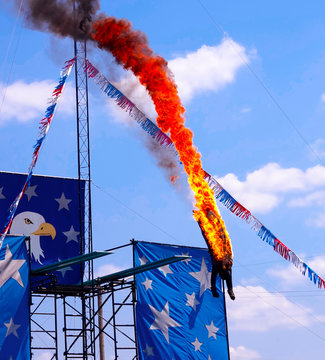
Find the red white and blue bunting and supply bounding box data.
[84,60,175,150]
[85,58,325,289]
[203,172,325,289]
[0,58,75,249]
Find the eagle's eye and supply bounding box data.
[24,218,33,225]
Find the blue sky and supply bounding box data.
[1,0,325,359]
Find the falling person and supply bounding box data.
[210,255,235,300]
[195,211,235,300]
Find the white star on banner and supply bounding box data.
[185,292,200,311]
[142,278,153,291]
[189,257,211,297]
[139,255,148,265]
[55,192,72,211]
[205,320,219,339]
[181,252,191,265]
[0,186,6,199]
[191,337,202,352]
[4,317,21,338]
[0,245,25,288]
[63,225,80,243]
[24,185,38,201]
[143,343,154,357]
[57,258,73,277]
[158,264,173,277]
[149,301,181,343]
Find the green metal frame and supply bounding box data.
[32,251,112,276]
[84,255,190,286]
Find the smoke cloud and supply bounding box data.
[14,0,99,38]
[146,139,182,184]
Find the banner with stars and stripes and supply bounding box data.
[0,172,84,285]
[134,241,229,360]
[0,235,30,359]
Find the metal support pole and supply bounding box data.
[132,240,138,360]
[63,297,68,360]
[111,287,118,360]
[98,288,106,360]
[28,236,32,360]
[54,292,58,360]
[222,280,231,360]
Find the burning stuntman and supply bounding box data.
[195,210,235,301]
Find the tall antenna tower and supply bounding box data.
[59,2,95,357]
[73,37,95,358]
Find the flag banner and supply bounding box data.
[0,172,84,285]
[0,235,30,359]
[134,241,229,360]
[0,58,75,248]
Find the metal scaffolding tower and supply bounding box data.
[68,35,95,358]
[30,244,139,360]
[31,26,97,360]
[30,238,190,359]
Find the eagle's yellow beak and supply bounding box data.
[32,222,56,240]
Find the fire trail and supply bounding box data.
[91,17,233,264]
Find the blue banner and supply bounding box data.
[0,172,84,285]
[0,235,30,359]
[134,241,229,360]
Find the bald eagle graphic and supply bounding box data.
[10,211,56,264]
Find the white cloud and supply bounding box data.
[0,80,74,124]
[321,93,325,103]
[103,38,251,126]
[227,285,314,332]
[116,72,157,119]
[104,71,157,127]
[307,212,325,228]
[288,190,325,207]
[306,255,325,275]
[95,263,125,278]
[0,38,250,126]
[34,352,53,360]
[216,163,325,214]
[240,106,251,113]
[310,138,325,159]
[230,345,261,360]
[169,38,250,102]
[267,264,306,286]
[268,255,325,286]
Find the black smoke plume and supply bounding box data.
[14,0,99,38]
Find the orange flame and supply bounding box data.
[91,17,233,262]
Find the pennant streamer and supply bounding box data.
[84,60,175,150]
[0,58,75,249]
[203,172,325,289]
[85,58,325,289]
